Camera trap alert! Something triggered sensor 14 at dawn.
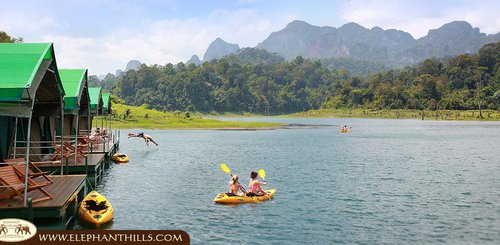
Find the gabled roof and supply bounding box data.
[59,69,88,113]
[88,87,103,113]
[102,93,111,115]
[0,43,65,117]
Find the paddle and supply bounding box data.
[220,163,233,176]
[220,163,250,196]
[259,168,269,187]
[258,169,266,182]
[258,169,272,198]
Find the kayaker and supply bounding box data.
[227,175,247,196]
[247,171,267,196]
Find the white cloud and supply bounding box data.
[446,4,500,35]
[41,8,289,75]
[10,1,498,75]
[0,13,64,37]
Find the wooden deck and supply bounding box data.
[0,133,119,228]
[87,138,116,154]
[36,153,105,168]
[35,153,105,188]
[0,175,86,209]
[34,140,117,187]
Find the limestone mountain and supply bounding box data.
[416,21,498,57]
[256,20,413,62]
[257,20,500,67]
[186,55,202,65]
[115,69,124,77]
[125,60,142,72]
[203,38,240,61]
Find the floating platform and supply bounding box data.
[37,153,106,188]
[0,135,120,229]
[36,140,119,187]
[0,175,87,229]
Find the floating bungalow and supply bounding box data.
[59,68,90,168]
[35,69,114,187]
[101,93,118,154]
[0,43,119,229]
[60,69,90,138]
[0,43,86,228]
[88,87,103,132]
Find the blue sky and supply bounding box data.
[1,0,498,75]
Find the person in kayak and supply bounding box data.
[247,171,267,196]
[227,175,247,196]
[128,132,159,146]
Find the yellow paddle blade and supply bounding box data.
[258,169,266,179]
[220,163,232,175]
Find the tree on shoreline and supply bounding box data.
[110,42,499,114]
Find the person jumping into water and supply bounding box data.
[128,132,158,146]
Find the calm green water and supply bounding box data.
[93,118,500,244]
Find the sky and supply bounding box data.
[1,0,499,75]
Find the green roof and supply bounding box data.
[0,43,55,101]
[102,93,111,115]
[0,43,65,117]
[60,69,87,112]
[88,87,102,112]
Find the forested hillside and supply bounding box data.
[110,42,499,115]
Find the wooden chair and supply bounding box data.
[77,136,89,145]
[0,165,53,203]
[51,143,76,161]
[88,131,103,148]
[3,158,53,184]
[63,142,88,157]
[77,137,91,152]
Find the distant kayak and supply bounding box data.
[78,191,113,227]
[112,153,129,163]
[340,126,351,133]
[214,189,276,204]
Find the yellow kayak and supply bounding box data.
[112,153,129,163]
[340,129,350,133]
[78,191,113,227]
[214,189,276,204]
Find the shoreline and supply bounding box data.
[199,109,500,122]
[106,104,500,131]
[110,123,325,131]
[281,109,500,121]
[109,115,500,131]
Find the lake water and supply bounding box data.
[92,118,500,244]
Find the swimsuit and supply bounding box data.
[250,184,259,193]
